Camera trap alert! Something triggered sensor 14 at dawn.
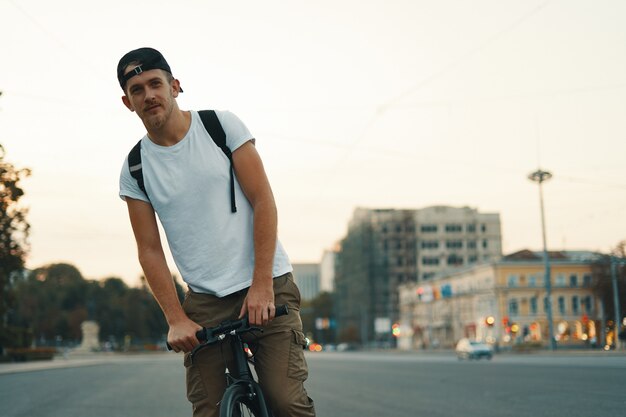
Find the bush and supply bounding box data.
[5,347,57,362]
[0,326,33,349]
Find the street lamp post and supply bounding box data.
[528,169,557,350]
[610,256,624,350]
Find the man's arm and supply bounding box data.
[126,197,201,352]
[233,141,278,326]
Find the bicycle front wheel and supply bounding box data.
[220,383,271,417]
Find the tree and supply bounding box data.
[0,144,31,349]
[591,241,626,324]
[11,264,173,348]
[300,292,336,344]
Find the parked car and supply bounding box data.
[455,338,493,360]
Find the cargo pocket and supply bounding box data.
[288,329,309,381]
[184,353,208,404]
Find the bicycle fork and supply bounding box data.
[225,334,272,417]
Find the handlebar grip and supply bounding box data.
[196,328,207,342]
[166,328,207,351]
[275,304,289,317]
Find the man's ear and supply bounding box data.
[172,79,182,97]
[122,95,135,112]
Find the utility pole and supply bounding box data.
[610,256,623,350]
[528,169,557,350]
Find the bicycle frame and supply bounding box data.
[221,333,272,417]
[173,305,289,417]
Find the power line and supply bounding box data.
[557,175,626,191]
[378,0,552,113]
[7,0,109,82]
[393,82,626,109]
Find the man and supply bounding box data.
[117,47,315,417]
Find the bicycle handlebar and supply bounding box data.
[167,304,289,351]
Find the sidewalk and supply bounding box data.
[0,351,177,375]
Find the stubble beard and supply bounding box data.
[144,96,174,131]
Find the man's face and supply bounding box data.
[121,66,180,130]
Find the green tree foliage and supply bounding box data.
[0,144,31,348]
[591,241,626,322]
[11,263,185,348]
[301,291,336,344]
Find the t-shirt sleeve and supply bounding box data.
[216,110,255,151]
[119,156,150,203]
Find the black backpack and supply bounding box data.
[127,110,237,213]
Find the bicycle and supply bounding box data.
[168,304,289,417]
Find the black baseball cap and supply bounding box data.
[117,47,183,92]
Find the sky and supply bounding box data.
[0,0,625,287]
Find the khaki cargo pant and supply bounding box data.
[182,272,316,417]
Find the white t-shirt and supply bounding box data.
[119,110,292,296]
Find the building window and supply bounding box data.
[572,296,579,315]
[422,272,436,280]
[420,224,438,233]
[467,224,476,233]
[528,274,537,287]
[445,224,463,233]
[555,274,566,287]
[507,275,518,287]
[467,240,477,249]
[397,257,405,266]
[509,299,519,316]
[482,239,488,249]
[446,240,463,249]
[558,296,565,315]
[468,255,478,263]
[569,274,578,287]
[583,296,592,313]
[583,274,592,287]
[447,254,463,266]
[422,257,439,266]
[481,224,487,232]
[421,240,439,249]
[530,297,538,315]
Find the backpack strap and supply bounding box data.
[126,110,237,213]
[128,140,149,201]
[198,110,237,213]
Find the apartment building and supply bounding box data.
[292,263,321,301]
[416,206,502,280]
[398,250,603,350]
[334,206,502,346]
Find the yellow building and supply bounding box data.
[398,250,604,350]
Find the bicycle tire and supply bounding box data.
[220,382,271,417]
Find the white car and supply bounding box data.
[455,338,493,360]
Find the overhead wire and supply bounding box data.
[325,0,554,177]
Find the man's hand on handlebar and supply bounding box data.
[239,280,275,326]
[167,317,203,353]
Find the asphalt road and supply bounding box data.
[1,351,625,417]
